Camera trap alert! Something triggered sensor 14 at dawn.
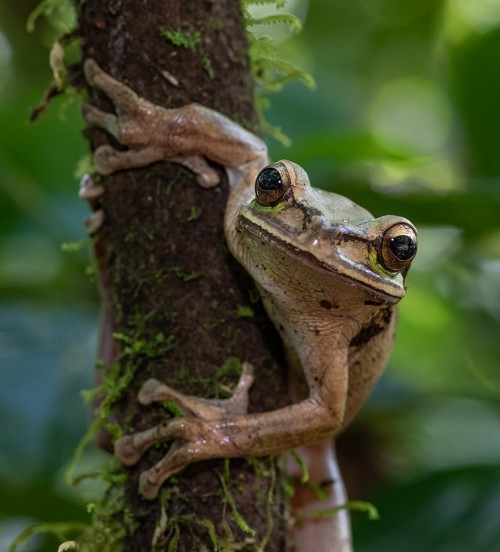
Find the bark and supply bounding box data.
[77,1,289,550]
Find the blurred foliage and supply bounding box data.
[1,0,499,550]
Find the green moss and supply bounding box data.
[66,319,178,488]
[168,266,201,282]
[236,304,254,318]
[163,356,245,401]
[77,464,134,551]
[219,460,256,537]
[161,399,184,417]
[148,458,278,550]
[164,180,174,196]
[49,456,280,552]
[160,28,201,51]
[215,356,242,379]
[60,309,187,550]
[74,153,94,179]
[113,330,176,358]
[186,205,200,221]
[202,57,215,79]
[256,456,279,550]
[203,317,225,331]
[248,287,260,304]
[153,514,221,551]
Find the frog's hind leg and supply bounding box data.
[92,142,166,176]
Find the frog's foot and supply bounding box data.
[86,137,219,188]
[170,155,220,188]
[79,173,104,201]
[78,174,106,233]
[82,58,180,176]
[114,362,254,498]
[84,210,106,234]
[82,60,219,188]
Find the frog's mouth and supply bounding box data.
[238,215,405,304]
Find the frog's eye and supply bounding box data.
[379,223,417,272]
[255,163,291,207]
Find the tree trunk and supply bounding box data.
[78,1,289,550]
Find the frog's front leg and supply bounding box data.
[82,59,268,188]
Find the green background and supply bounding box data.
[1,0,499,550]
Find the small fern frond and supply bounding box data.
[243,0,315,144]
[26,0,76,35]
[242,0,286,8]
[254,57,316,91]
[258,116,292,147]
[246,13,303,34]
[248,35,276,59]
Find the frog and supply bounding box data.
[82,59,417,549]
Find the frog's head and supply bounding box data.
[237,160,417,302]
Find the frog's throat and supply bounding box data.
[238,216,405,303]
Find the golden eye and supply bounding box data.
[255,162,291,207]
[379,223,417,272]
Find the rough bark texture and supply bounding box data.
[78,1,289,550]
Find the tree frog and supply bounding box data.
[82,60,417,542]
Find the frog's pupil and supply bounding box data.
[390,235,416,260]
[258,168,282,191]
